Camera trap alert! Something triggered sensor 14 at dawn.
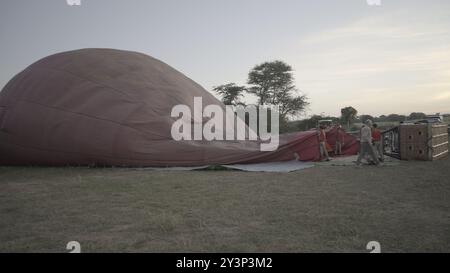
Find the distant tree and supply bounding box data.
[377,115,387,122]
[443,114,450,123]
[213,83,246,106]
[303,115,324,130]
[293,115,340,131]
[386,114,407,122]
[359,114,375,123]
[407,112,427,120]
[341,106,358,129]
[247,60,308,120]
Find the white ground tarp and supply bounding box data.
[138,160,314,173]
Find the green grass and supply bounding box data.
[1,155,450,253]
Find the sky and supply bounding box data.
[1,0,450,117]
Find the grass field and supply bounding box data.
[1,154,450,253]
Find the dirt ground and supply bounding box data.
[0,154,449,253]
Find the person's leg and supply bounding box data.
[377,141,384,161]
[323,143,329,160]
[319,142,325,160]
[367,143,380,165]
[356,142,367,164]
[372,142,379,159]
[336,141,342,155]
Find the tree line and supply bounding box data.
[290,111,431,132]
[213,60,438,133]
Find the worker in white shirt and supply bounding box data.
[356,119,380,166]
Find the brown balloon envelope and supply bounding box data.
[0,49,358,167]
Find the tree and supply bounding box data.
[341,106,358,129]
[386,114,406,122]
[247,61,308,120]
[359,114,374,123]
[302,115,324,130]
[213,83,246,106]
[408,112,427,120]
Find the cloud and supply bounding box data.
[433,91,450,100]
[287,10,450,116]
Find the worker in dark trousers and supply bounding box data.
[356,120,380,166]
[372,123,384,162]
[318,125,330,161]
[335,124,345,155]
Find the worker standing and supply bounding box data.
[356,120,380,166]
[318,125,330,161]
[372,123,384,162]
[335,125,345,155]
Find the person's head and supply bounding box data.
[365,119,373,127]
[373,123,378,129]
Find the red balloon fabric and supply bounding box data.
[0,49,358,166]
